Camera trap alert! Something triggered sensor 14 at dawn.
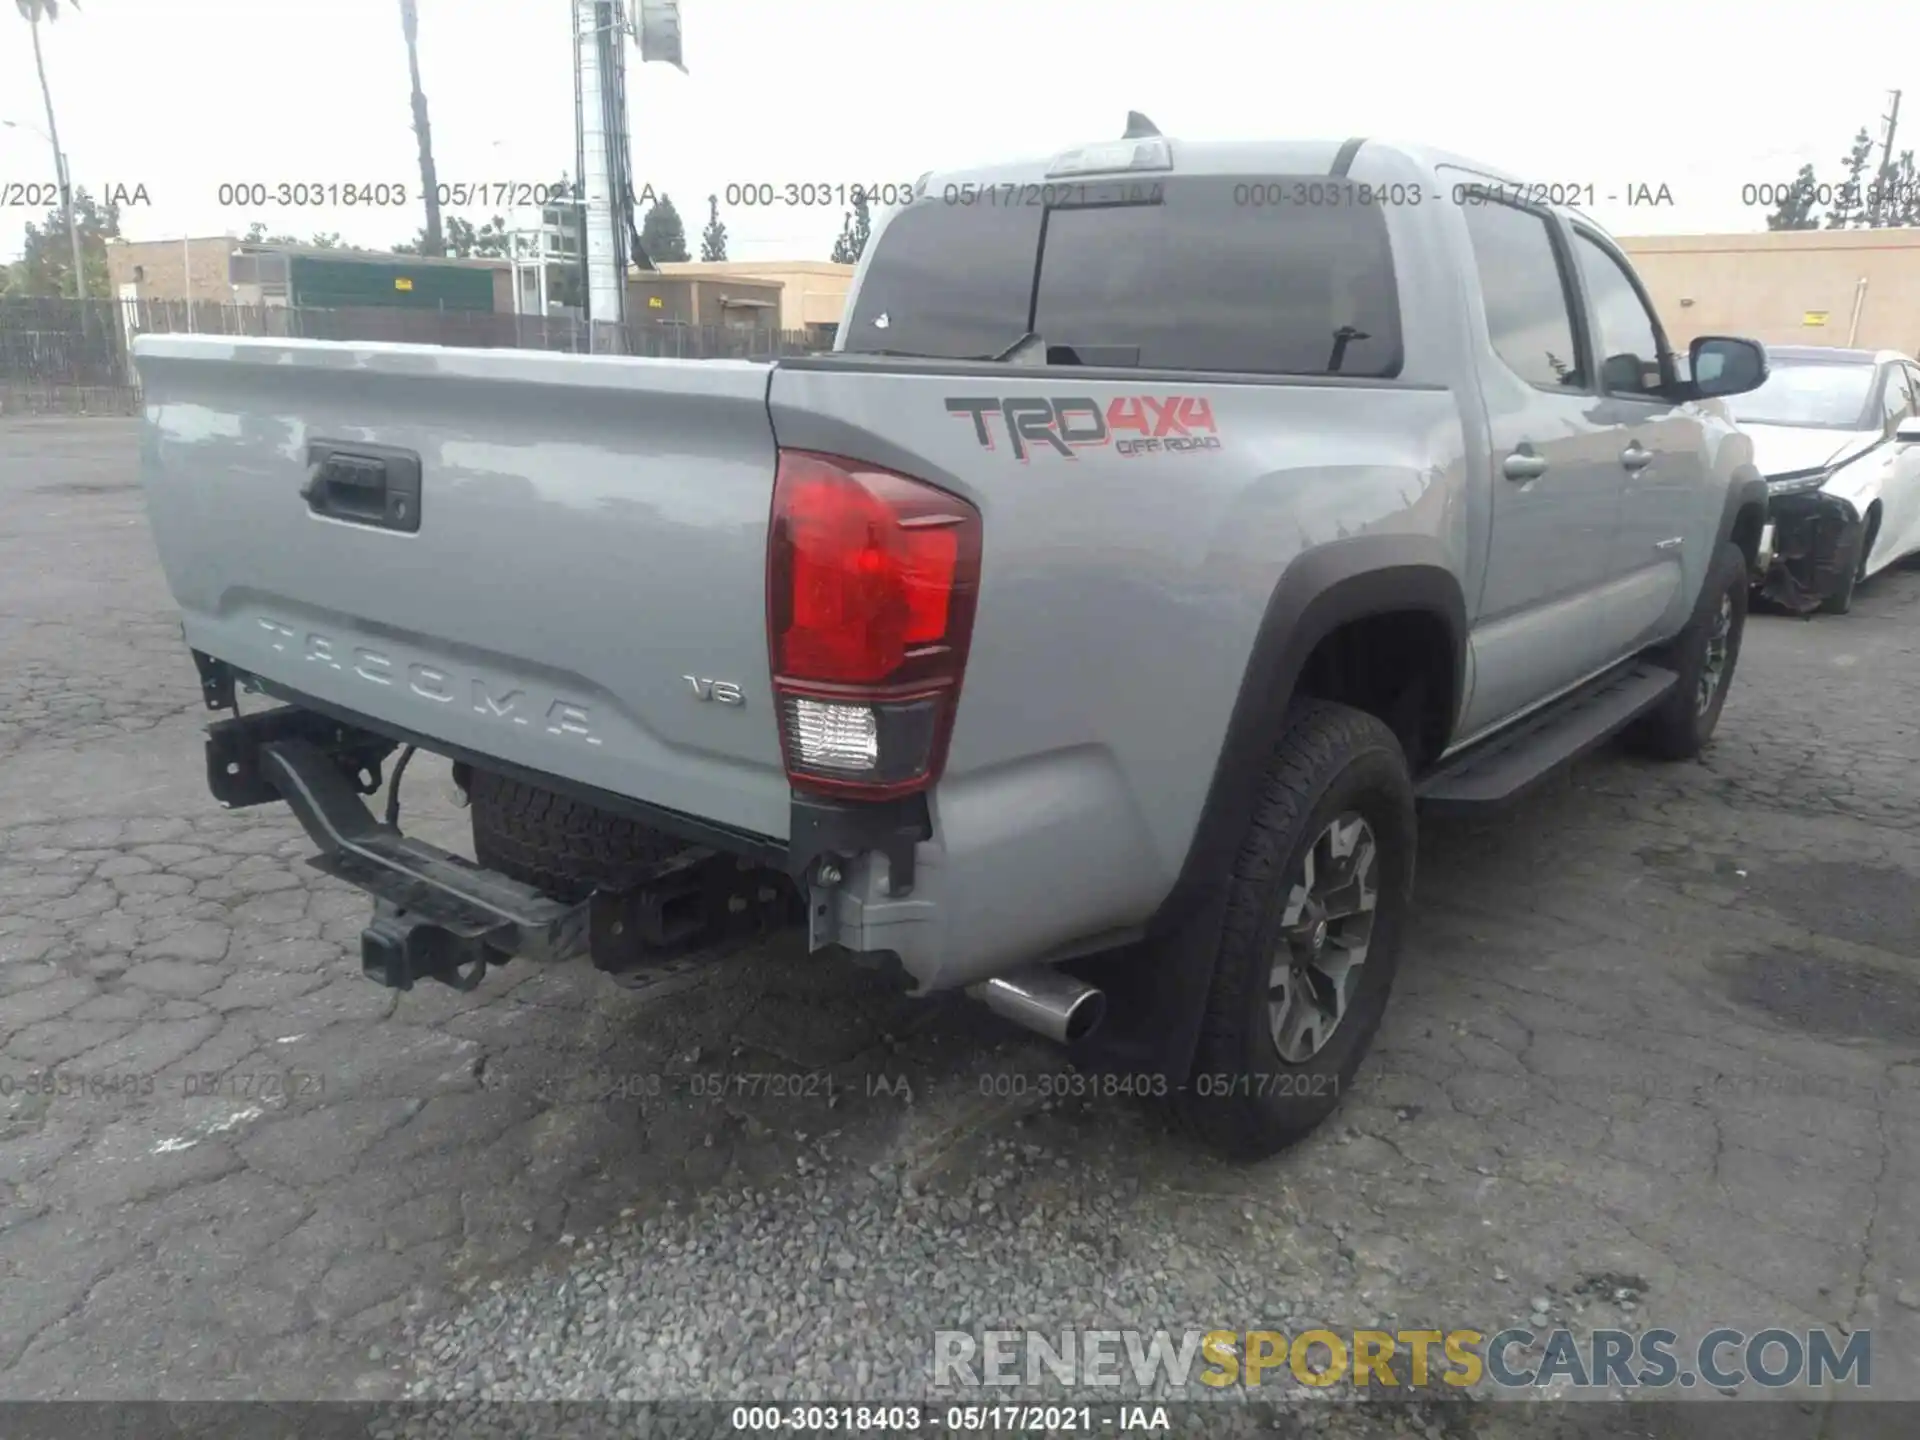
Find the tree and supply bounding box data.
[1761,117,1920,231]
[393,215,509,258]
[15,0,89,297]
[1765,164,1822,231]
[640,194,690,262]
[449,214,511,257]
[700,194,728,261]
[13,184,119,297]
[1882,151,1920,227]
[243,226,344,249]
[398,0,443,256]
[830,188,871,264]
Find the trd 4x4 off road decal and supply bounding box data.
[945,395,1222,460]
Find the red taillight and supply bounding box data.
[768,449,981,799]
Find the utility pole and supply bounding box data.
[58,150,85,300]
[573,0,684,351]
[573,0,625,348]
[1872,89,1902,226]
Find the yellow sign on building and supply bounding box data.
[395,277,414,292]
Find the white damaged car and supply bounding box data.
[1725,345,1920,613]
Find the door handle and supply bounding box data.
[302,441,423,533]
[1502,450,1549,482]
[1620,442,1654,473]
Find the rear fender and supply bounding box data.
[1073,535,1465,1080]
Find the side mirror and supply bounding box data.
[1897,416,1920,444]
[1689,336,1768,399]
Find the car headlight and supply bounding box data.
[1765,468,1831,496]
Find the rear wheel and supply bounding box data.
[1624,541,1747,761]
[1177,700,1416,1161]
[467,769,684,902]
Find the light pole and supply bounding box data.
[2,117,88,301]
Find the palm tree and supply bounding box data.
[15,0,88,298]
[399,0,443,257]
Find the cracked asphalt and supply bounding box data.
[2,417,1917,1430]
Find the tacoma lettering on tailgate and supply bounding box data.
[945,395,1222,460]
[256,617,600,745]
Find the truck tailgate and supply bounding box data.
[134,335,790,841]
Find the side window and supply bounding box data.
[1572,231,1667,398]
[1878,365,1914,431]
[1460,200,1584,391]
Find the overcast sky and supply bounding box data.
[1,0,1910,264]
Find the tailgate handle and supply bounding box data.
[302,442,423,533]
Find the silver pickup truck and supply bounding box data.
[133,123,1772,1159]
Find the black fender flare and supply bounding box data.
[1717,469,1771,570]
[1070,535,1466,1080]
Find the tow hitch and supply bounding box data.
[205,705,802,994]
[257,736,587,990]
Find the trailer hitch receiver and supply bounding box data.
[235,726,587,992]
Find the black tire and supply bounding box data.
[1624,540,1748,761]
[1821,508,1877,615]
[468,769,684,902]
[1177,700,1417,1161]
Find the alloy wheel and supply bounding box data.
[1268,812,1379,1063]
[1697,592,1733,716]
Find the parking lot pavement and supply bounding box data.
[2,417,1916,1425]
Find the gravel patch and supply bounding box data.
[393,1135,1524,1439]
[400,1146,1306,1404]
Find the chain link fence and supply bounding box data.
[0,297,831,416]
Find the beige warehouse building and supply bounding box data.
[1617,228,1920,355]
[653,260,853,340]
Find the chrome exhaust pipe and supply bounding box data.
[969,968,1107,1045]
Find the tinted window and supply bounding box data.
[1031,179,1401,377]
[1727,360,1879,429]
[841,176,1402,377]
[1460,201,1582,390]
[1879,365,1915,428]
[1572,232,1666,397]
[840,201,1043,360]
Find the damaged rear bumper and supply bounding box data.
[195,661,949,994]
[207,706,799,993]
[1755,491,1864,613]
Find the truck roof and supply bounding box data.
[926,132,1617,238]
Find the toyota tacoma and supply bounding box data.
[133,122,1772,1159]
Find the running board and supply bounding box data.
[1415,661,1679,813]
[259,739,588,990]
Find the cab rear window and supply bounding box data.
[841,176,1402,378]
